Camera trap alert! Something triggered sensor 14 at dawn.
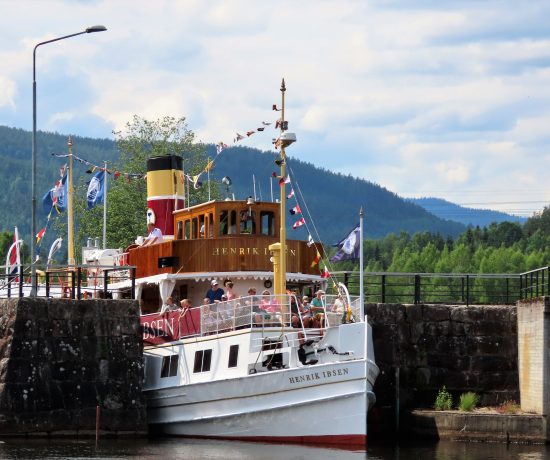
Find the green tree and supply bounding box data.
[73,116,215,255]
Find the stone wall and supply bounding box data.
[365,303,518,411]
[0,298,146,436]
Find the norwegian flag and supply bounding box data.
[287,188,295,199]
[289,205,301,215]
[292,218,305,229]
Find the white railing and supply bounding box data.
[195,293,363,339]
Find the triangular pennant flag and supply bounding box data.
[287,188,295,199]
[204,158,215,172]
[246,131,255,137]
[279,175,291,186]
[289,205,301,215]
[321,266,330,279]
[257,127,265,132]
[307,234,314,247]
[272,104,281,111]
[311,251,321,268]
[292,217,305,229]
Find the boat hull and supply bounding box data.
[146,359,374,446]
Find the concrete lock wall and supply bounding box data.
[0,298,146,436]
[365,303,519,412]
[517,297,550,416]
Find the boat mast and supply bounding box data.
[270,79,296,297]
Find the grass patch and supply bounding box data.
[434,386,453,411]
[458,392,480,411]
[496,400,520,414]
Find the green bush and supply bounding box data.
[434,386,453,411]
[459,392,480,411]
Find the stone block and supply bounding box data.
[404,304,423,322]
[422,305,451,322]
[456,306,487,322]
[51,337,82,361]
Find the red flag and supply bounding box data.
[292,217,305,229]
[36,228,46,244]
[287,189,295,199]
[321,266,330,278]
[246,131,255,137]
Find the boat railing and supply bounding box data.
[199,294,295,336]
[0,264,136,299]
[196,293,361,339]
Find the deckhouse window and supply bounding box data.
[160,354,179,378]
[176,221,183,240]
[219,211,228,235]
[208,213,214,237]
[260,211,275,236]
[240,210,256,234]
[192,217,199,239]
[193,349,212,373]
[184,220,191,239]
[228,344,239,368]
[229,210,237,234]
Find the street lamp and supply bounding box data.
[30,25,107,296]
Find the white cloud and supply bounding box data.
[1,0,550,216]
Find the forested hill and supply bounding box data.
[410,197,527,228]
[205,145,466,243]
[0,125,465,245]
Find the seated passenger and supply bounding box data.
[143,222,163,246]
[310,290,326,328]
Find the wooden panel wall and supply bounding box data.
[128,237,322,278]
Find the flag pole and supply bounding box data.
[360,207,364,322]
[67,136,75,265]
[207,158,211,202]
[103,161,108,249]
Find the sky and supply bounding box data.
[1,0,550,218]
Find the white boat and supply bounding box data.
[120,78,379,444]
[140,291,378,446]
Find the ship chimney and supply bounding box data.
[146,155,184,237]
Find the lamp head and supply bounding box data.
[86,25,107,33]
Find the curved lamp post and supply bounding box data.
[31,25,107,296]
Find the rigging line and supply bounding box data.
[286,163,337,284]
[286,163,324,252]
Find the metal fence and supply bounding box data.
[519,266,550,299]
[0,264,136,299]
[330,271,523,306]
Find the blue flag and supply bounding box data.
[330,223,361,262]
[42,173,67,215]
[87,170,105,209]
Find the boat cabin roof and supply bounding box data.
[173,199,279,241]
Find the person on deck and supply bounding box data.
[311,289,326,328]
[160,296,178,314]
[143,222,163,246]
[225,281,238,300]
[205,280,224,304]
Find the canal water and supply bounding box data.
[0,437,549,459]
